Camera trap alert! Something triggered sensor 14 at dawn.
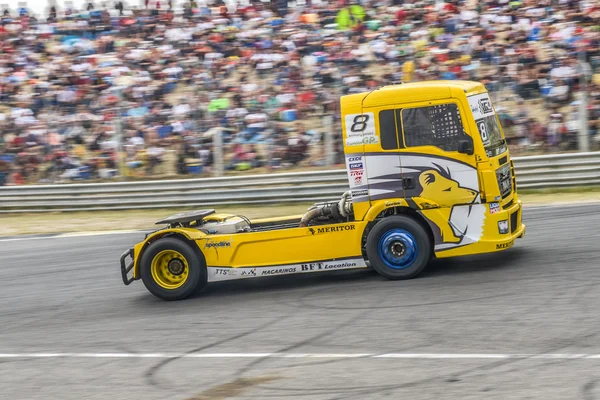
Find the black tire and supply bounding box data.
[140,237,207,301]
[365,215,432,280]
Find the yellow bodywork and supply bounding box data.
[131,216,369,280]
[127,80,525,284]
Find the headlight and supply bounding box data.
[498,220,509,234]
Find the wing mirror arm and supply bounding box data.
[458,138,474,156]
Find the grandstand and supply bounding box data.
[0,0,599,186]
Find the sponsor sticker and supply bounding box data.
[308,224,356,235]
[300,261,359,271]
[346,135,379,146]
[350,170,363,185]
[468,93,495,120]
[385,200,405,207]
[206,258,368,282]
[316,224,355,234]
[478,98,493,115]
[240,268,256,277]
[496,240,513,250]
[261,267,297,276]
[489,202,500,214]
[344,112,376,138]
[346,155,365,186]
[205,240,231,248]
[351,189,368,198]
[419,202,439,209]
[213,268,237,276]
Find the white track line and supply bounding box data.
[0,353,599,360]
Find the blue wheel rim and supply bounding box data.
[378,229,418,270]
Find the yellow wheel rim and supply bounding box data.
[150,250,189,290]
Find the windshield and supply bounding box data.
[478,114,507,157]
[468,93,507,158]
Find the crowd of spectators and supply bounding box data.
[0,0,599,186]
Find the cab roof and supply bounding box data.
[341,80,488,109]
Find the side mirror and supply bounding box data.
[457,139,474,155]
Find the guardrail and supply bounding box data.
[1,152,599,213]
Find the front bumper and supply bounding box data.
[486,197,525,244]
[485,198,526,251]
[434,198,525,258]
[120,248,135,285]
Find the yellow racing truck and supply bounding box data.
[120,80,525,301]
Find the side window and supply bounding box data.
[401,103,467,152]
[379,109,398,150]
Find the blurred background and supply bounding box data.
[0,0,598,186]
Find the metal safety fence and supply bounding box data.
[1,152,599,213]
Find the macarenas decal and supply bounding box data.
[346,152,486,251]
[207,257,368,282]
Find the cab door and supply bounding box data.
[395,100,480,207]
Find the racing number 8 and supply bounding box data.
[478,121,489,142]
[350,114,370,133]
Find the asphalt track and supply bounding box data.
[1,203,600,400]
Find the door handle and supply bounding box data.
[403,177,415,190]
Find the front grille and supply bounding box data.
[496,163,513,199]
[503,199,514,209]
[510,210,519,233]
[499,155,508,166]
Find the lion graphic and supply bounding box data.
[416,165,483,245]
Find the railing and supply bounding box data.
[1,152,599,213]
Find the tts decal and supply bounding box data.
[214,268,237,276]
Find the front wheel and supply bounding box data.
[140,237,207,301]
[365,215,432,280]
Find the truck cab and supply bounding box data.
[341,80,525,259]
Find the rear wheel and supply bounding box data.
[140,237,206,301]
[366,215,432,280]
